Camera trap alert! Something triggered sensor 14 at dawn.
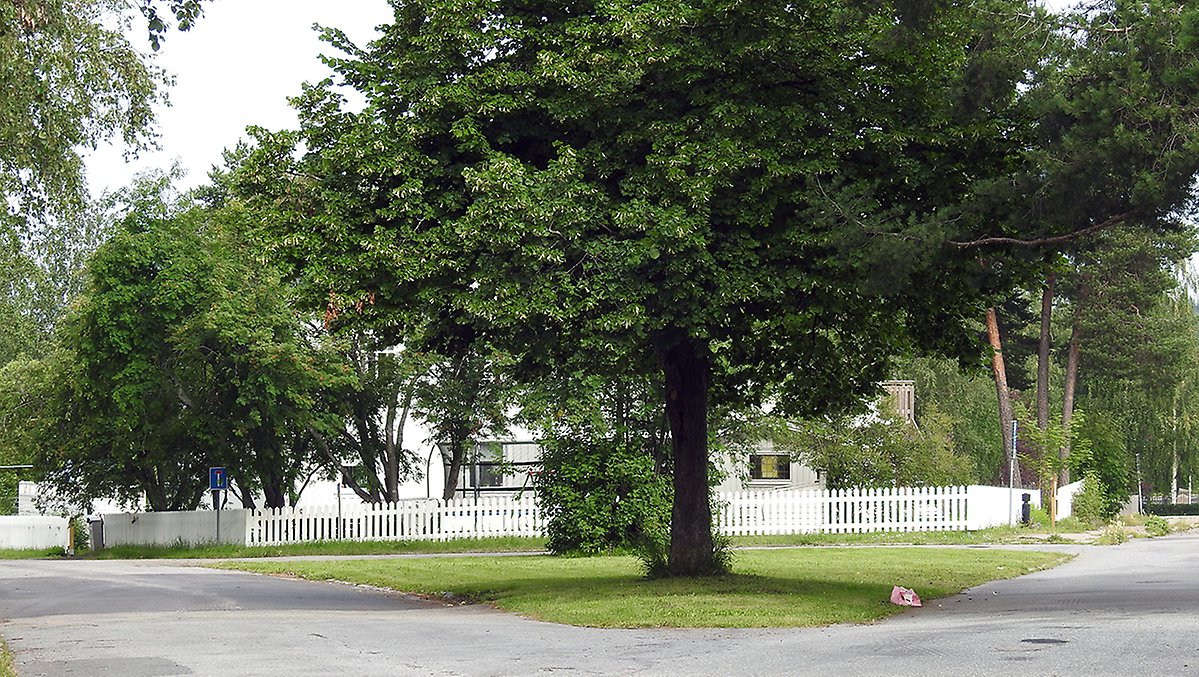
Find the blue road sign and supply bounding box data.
[209,467,228,491]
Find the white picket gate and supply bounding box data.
[246,496,545,546]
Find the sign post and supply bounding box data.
[1008,421,1018,525]
[209,467,228,541]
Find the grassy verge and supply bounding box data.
[84,536,547,560]
[0,637,13,677]
[729,526,1038,547]
[0,547,64,560]
[219,547,1071,628]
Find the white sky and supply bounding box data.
[87,0,1075,196]
[86,0,393,195]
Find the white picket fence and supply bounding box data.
[247,496,545,546]
[75,485,1035,549]
[717,486,971,535]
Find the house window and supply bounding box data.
[473,462,506,488]
[750,454,790,481]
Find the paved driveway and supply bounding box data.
[2,533,1197,676]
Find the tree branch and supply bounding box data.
[950,212,1133,249]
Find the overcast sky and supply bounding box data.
[87,0,1074,196]
[86,0,392,195]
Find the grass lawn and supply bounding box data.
[0,547,64,560]
[83,536,547,560]
[220,547,1071,628]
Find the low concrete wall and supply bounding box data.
[0,516,70,550]
[101,510,248,547]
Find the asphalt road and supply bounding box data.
[1,533,1197,676]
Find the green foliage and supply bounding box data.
[537,436,672,557]
[1144,503,1199,516]
[904,357,1003,483]
[1071,413,1132,521]
[529,374,672,557]
[27,174,349,511]
[1,0,163,225]
[414,345,515,500]
[136,0,208,50]
[793,403,974,490]
[1070,472,1108,528]
[1096,522,1129,545]
[69,515,89,551]
[1143,514,1170,537]
[1016,406,1088,501]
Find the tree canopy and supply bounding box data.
[230,0,1060,574]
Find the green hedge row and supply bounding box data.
[1143,503,1199,516]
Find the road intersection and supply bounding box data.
[2,533,1196,675]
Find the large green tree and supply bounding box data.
[979,0,1199,482]
[28,182,345,511]
[233,0,1054,575]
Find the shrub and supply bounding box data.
[1070,472,1108,528]
[535,434,673,556]
[1143,515,1170,537]
[1072,414,1132,521]
[1095,521,1128,545]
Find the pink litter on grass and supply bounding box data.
[890,586,922,607]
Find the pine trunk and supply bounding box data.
[986,307,1017,486]
[1060,320,1080,486]
[1037,274,1054,431]
[662,337,718,577]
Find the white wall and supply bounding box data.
[101,509,249,547]
[0,516,70,550]
[1056,480,1085,519]
[965,485,1042,530]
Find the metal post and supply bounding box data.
[212,489,221,542]
[1009,420,1018,525]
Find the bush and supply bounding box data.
[1070,472,1108,528]
[535,435,672,556]
[1072,414,1132,521]
[1143,515,1171,537]
[1096,521,1128,545]
[69,515,89,551]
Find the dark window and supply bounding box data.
[750,454,790,480]
[474,462,506,488]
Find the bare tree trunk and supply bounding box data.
[662,337,718,577]
[1060,319,1081,486]
[1037,274,1054,431]
[986,307,1017,485]
[441,430,467,501]
[1037,275,1055,502]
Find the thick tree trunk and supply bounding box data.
[441,433,466,501]
[662,337,718,577]
[1037,274,1054,431]
[1060,319,1080,486]
[1036,275,1055,503]
[985,307,1017,486]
